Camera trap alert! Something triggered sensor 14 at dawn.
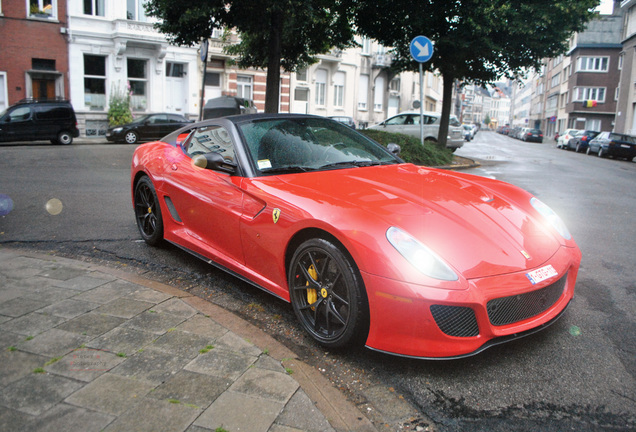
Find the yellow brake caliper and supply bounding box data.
[306,264,318,308]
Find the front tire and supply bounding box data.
[125,131,139,144]
[133,176,164,246]
[288,238,369,349]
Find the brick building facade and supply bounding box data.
[0,0,70,110]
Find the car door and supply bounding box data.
[161,124,246,264]
[166,114,189,136]
[141,114,168,140]
[381,114,420,138]
[0,106,34,142]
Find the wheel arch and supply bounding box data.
[285,228,357,276]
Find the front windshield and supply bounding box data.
[238,117,401,175]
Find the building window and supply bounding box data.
[0,72,7,112]
[615,87,619,101]
[586,119,601,131]
[211,28,223,39]
[29,0,56,19]
[618,54,623,70]
[236,75,253,100]
[577,56,609,72]
[574,87,606,103]
[390,78,400,92]
[358,74,369,110]
[83,0,104,16]
[84,54,106,110]
[361,38,371,56]
[315,69,327,107]
[127,58,147,110]
[166,62,185,78]
[374,75,384,112]
[296,69,307,82]
[204,72,220,87]
[550,73,560,88]
[333,72,345,107]
[127,0,147,21]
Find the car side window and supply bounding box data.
[7,107,31,122]
[149,115,168,124]
[168,115,185,123]
[185,125,236,163]
[385,115,407,125]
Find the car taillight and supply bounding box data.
[539,134,543,137]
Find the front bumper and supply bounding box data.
[362,245,580,359]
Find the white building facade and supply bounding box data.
[288,37,444,128]
[67,0,200,136]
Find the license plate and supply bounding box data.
[526,265,558,285]
[621,144,630,148]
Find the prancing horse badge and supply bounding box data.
[272,208,281,224]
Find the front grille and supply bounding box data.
[487,273,567,326]
[430,305,479,337]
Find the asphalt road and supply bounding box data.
[0,133,634,431]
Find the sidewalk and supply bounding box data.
[0,247,377,432]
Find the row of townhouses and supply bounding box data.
[508,0,636,138]
[3,1,632,139]
[0,0,450,138]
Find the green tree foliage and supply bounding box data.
[145,0,356,113]
[352,0,600,146]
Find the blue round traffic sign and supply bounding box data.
[410,36,434,63]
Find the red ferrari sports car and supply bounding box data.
[131,114,581,359]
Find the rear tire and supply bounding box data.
[57,131,73,145]
[598,148,606,158]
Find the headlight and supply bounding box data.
[386,227,458,281]
[112,127,123,134]
[530,197,571,240]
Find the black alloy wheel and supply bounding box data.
[133,176,163,246]
[289,238,369,349]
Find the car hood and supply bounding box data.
[272,164,561,279]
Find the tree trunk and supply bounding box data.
[438,70,455,149]
[264,10,283,113]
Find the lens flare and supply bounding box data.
[0,194,14,216]
[46,198,64,215]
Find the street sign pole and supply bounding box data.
[419,62,424,145]
[410,36,434,147]
[199,40,209,121]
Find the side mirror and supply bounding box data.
[387,143,401,156]
[193,152,237,174]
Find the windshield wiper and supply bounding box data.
[318,160,383,170]
[260,166,313,175]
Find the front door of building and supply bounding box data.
[166,62,188,113]
[32,79,55,99]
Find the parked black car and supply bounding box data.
[521,128,543,143]
[106,113,193,144]
[566,130,600,152]
[328,116,356,129]
[0,98,79,145]
[586,132,636,161]
[203,96,256,120]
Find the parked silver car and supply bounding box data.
[368,111,464,151]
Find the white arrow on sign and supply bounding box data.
[414,40,429,58]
